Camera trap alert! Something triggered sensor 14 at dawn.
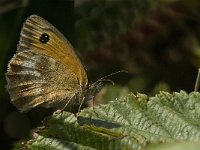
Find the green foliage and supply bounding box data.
[23,91,200,149]
[75,0,149,52]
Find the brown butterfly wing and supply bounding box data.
[6,50,81,112]
[18,15,88,87]
[6,15,88,112]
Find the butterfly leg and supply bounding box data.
[54,96,74,114]
[75,97,85,118]
[194,68,200,91]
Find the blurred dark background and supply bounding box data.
[1,0,200,149]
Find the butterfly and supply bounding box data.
[6,15,101,113]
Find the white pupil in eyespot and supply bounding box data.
[39,33,50,43]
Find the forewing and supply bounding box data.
[18,15,88,87]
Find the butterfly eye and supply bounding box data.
[39,33,50,43]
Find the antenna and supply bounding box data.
[91,70,128,86]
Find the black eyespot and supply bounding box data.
[39,33,50,43]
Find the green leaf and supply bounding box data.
[23,91,200,149]
[144,141,200,150]
[27,134,95,150]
